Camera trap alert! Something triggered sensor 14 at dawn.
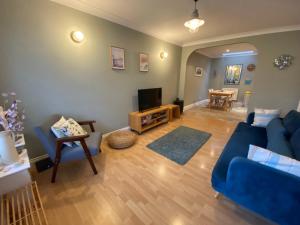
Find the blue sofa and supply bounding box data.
[211,110,300,225]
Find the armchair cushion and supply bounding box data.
[60,132,101,163]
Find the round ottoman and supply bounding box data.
[107,130,137,149]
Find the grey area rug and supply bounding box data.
[147,126,211,165]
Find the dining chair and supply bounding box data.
[34,118,101,183]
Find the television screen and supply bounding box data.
[138,88,162,112]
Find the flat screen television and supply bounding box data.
[138,88,162,112]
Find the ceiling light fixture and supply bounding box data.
[184,0,205,33]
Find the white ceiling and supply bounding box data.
[52,0,300,46]
[197,43,257,58]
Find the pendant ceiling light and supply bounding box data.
[184,0,205,33]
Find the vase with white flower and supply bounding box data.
[0,92,25,165]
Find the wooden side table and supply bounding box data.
[164,104,181,121]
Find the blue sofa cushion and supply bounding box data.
[266,118,287,136]
[283,110,300,137]
[291,128,300,160]
[246,112,255,125]
[266,118,293,158]
[211,122,267,192]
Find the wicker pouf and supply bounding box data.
[107,130,137,149]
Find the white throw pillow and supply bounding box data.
[248,145,300,177]
[51,116,73,147]
[51,117,87,147]
[252,108,280,127]
[60,118,87,146]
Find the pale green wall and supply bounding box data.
[209,55,257,102]
[0,0,182,158]
[184,52,211,105]
[179,31,300,114]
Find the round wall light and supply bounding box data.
[160,51,168,60]
[71,31,85,43]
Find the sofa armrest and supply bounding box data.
[226,157,300,225]
[246,112,255,125]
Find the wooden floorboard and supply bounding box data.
[32,107,273,225]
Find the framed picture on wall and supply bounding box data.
[224,64,243,85]
[195,67,204,77]
[110,46,125,70]
[139,53,149,72]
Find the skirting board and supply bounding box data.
[101,126,130,138]
[30,126,131,164]
[183,99,209,112]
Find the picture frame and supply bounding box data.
[195,67,204,77]
[139,53,149,72]
[224,64,243,85]
[110,46,125,70]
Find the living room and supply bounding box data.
[0,0,300,225]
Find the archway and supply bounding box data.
[181,42,258,112]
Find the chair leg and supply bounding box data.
[52,142,62,183]
[51,160,60,183]
[80,140,98,175]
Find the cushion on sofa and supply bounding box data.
[252,108,280,127]
[248,145,300,177]
[283,110,300,136]
[266,118,287,137]
[266,118,293,158]
[246,112,255,125]
[291,128,300,160]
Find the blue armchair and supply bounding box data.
[34,120,102,183]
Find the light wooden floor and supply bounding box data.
[33,107,272,225]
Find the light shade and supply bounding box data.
[71,31,84,43]
[184,18,205,33]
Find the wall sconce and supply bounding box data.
[71,31,85,43]
[160,51,168,60]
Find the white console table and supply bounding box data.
[0,149,31,195]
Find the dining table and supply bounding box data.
[208,90,234,111]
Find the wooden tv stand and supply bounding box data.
[129,104,180,134]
